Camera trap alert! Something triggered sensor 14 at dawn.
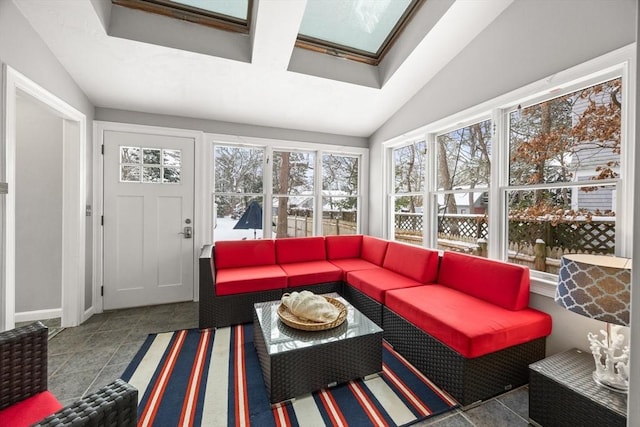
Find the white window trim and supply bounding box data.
[208,133,369,240]
[382,43,636,297]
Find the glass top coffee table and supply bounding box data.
[253,294,383,403]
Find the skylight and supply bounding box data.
[112,0,250,32]
[297,0,423,64]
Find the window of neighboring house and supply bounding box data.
[435,119,492,257]
[507,77,621,274]
[272,150,316,238]
[390,140,426,246]
[322,154,360,235]
[213,145,264,242]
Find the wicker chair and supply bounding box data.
[0,321,138,427]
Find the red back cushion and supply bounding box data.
[382,242,439,284]
[325,235,362,259]
[275,236,327,264]
[361,236,389,266]
[214,239,276,269]
[437,251,530,310]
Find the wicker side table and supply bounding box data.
[529,348,627,427]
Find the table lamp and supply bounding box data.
[554,254,631,393]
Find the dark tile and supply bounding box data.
[416,412,474,426]
[107,342,145,366]
[97,313,143,332]
[464,399,528,426]
[48,333,91,355]
[55,346,117,377]
[49,369,99,402]
[496,386,528,420]
[48,353,72,376]
[84,363,129,396]
[84,329,128,349]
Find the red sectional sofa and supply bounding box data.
[198,235,552,407]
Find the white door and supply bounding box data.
[103,130,194,310]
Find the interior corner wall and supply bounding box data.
[367,0,637,238]
[0,0,95,312]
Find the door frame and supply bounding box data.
[1,65,87,331]
[93,121,206,313]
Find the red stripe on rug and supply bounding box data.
[382,363,431,416]
[234,325,250,427]
[318,389,348,427]
[178,329,211,426]
[382,341,457,406]
[138,330,188,427]
[347,381,389,427]
[272,402,291,427]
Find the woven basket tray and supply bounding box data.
[277,297,347,331]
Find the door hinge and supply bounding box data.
[101,215,104,226]
[101,286,104,296]
[101,144,104,155]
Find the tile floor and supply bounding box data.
[37,302,531,426]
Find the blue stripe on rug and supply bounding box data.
[122,325,458,426]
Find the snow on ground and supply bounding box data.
[214,216,264,242]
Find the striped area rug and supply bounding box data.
[121,324,458,426]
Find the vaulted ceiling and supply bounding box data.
[14,0,513,137]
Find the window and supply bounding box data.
[390,141,426,246]
[272,150,316,238]
[297,0,423,64]
[113,0,250,33]
[435,119,492,256]
[213,145,264,241]
[211,139,365,241]
[507,78,621,274]
[120,146,181,183]
[322,154,359,235]
[384,48,631,289]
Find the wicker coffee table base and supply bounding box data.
[253,306,383,404]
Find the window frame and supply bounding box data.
[209,134,368,241]
[383,44,635,296]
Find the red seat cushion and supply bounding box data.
[325,235,362,259]
[0,391,62,427]
[215,265,287,295]
[215,239,276,269]
[361,236,388,266]
[346,268,424,303]
[437,251,530,310]
[383,242,439,284]
[385,285,552,358]
[329,258,381,280]
[275,236,327,264]
[280,261,343,287]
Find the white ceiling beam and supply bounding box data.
[250,0,307,70]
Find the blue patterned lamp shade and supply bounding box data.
[555,254,631,327]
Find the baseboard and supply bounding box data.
[15,308,62,323]
[82,305,95,324]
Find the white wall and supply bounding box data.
[15,95,63,313]
[95,108,368,149]
[0,0,95,314]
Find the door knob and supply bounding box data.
[179,226,193,238]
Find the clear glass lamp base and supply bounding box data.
[593,371,628,393]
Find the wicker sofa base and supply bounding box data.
[342,284,383,327]
[382,306,546,407]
